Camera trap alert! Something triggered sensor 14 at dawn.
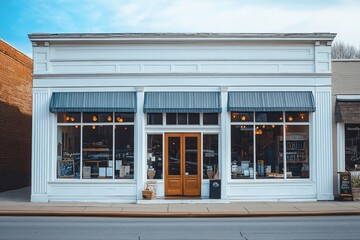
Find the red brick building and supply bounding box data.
[0,39,32,192]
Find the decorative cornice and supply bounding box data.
[33,72,332,79]
[28,32,337,44]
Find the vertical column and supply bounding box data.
[336,123,345,172]
[315,87,334,200]
[220,87,229,199]
[336,123,345,194]
[135,87,146,200]
[31,89,51,202]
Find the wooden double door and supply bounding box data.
[165,133,201,196]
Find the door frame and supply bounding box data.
[164,133,201,196]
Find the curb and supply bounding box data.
[1,210,360,217]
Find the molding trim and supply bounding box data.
[33,72,332,79]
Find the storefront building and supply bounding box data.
[332,60,360,193]
[29,33,336,202]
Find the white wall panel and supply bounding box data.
[34,47,50,73]
[49,183,137,202]
[315,45,331,73]
[228,182,316,201]
[50,45,314,61]
[52,63,116,73]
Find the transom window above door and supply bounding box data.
[146,113,219,125]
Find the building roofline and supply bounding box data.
[28,32,337,43]
[332,59,360,62]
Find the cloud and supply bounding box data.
[20,0,360,46]
[83,0,359,45]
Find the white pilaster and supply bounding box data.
[315,87,334,200]
[135,87,146,200]
[220,87,229,199]
[336,123,346,194]
[31,89,51,202]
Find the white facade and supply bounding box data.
[29,33,336,202]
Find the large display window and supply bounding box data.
[231,112,309,179]
[57,112,134,179]
[345,124,360,171]
[147,134,163,179]
[203,134,219,179]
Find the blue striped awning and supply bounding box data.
[228,91,316,112]
[49,92,137,113]
[144,92,221,113]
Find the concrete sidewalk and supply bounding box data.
[1,187,360,217]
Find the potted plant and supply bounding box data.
[351,172,360,200]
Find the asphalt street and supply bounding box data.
[1,216,360,240]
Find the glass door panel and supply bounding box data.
[185,137,198,175]
[168,137,181,175]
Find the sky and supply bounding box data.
[1,0,360,57]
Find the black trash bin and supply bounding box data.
[209,179,221,199]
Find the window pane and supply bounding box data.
[256,125,283,179]
[203,113,219,125]
[83,112,113,123]
[256,112,283,122]
[168,137,181,175]
[57,113,81,123]
[115,113,134,123]
[147,135,163,179]
[82,125,113,179]
[231,125,254,179]
[285,112,309,122]
[185,137,198,175]
[203,135,219,179]
[57,126,80,179]
[147,113,163,125]
[178,113,187,124]
[231,112,253,122]
[188,113,200,125]
[115,126,134,179]
[166,113,177,125]
[285,125,309,178]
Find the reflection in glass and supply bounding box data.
[231,125,254,179]
[185,137,198,175]
[147,135,163,179]
[255,112,283,122]
[147,113,163,125]
[168,137,180,175]
[57,126,81,179]
[203,135,218,179]
[285,125,309,178]
[115,126,134,179]
[82,125,113,179]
